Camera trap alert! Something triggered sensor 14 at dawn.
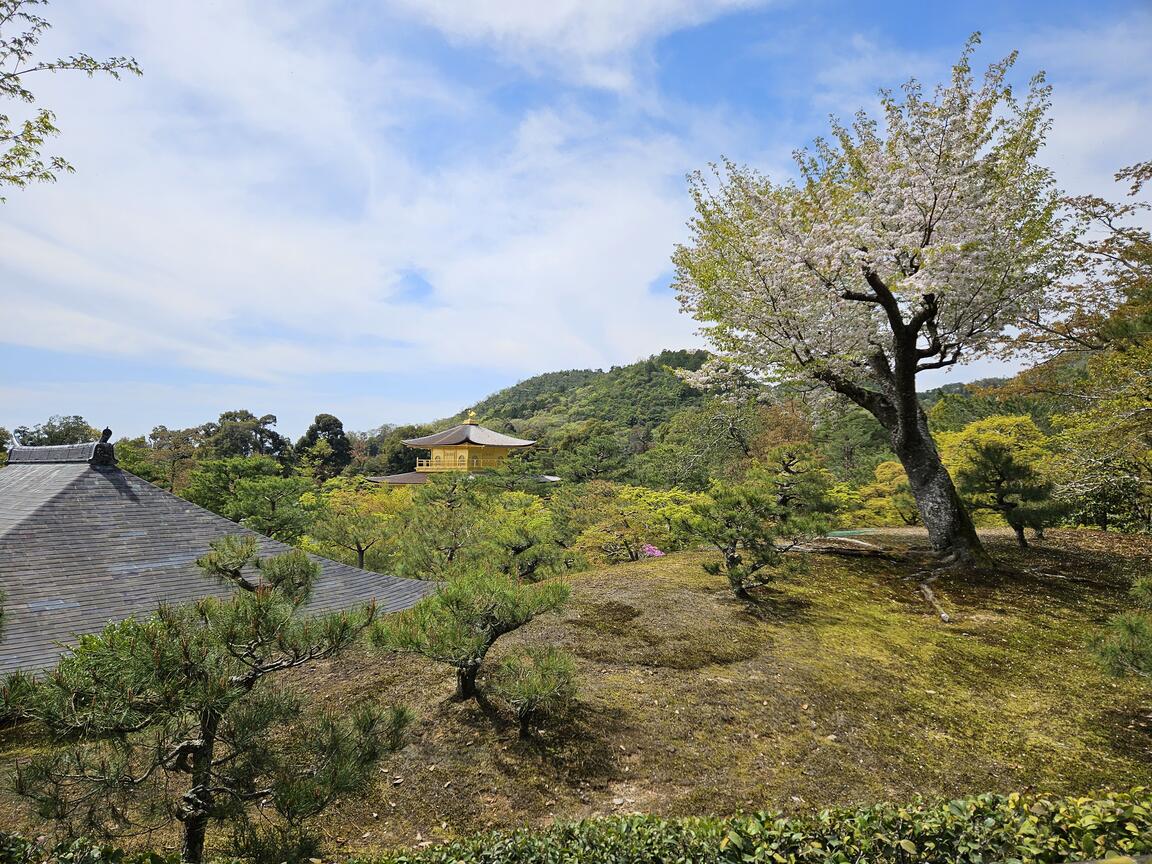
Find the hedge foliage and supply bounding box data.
[364,790,1152,864]
[4,789,1151,864]
[720,789,1152,863]
[0,833,177,864]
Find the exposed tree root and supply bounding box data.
[914,572,951,623]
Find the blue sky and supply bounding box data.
[2,0,1150,438]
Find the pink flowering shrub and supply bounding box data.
[641,544,665,558]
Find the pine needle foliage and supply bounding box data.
[15,536,403,864]
[372,569,569,700]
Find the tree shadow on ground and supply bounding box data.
[742,585,813,623]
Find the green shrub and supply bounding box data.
[358,789,1152,864]
[721,788,1152,863]
[0,670,35,726]
[361,815,725,864]
[0,833,178,864]
[490,647,577,737]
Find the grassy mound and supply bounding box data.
[1,529,1149,859]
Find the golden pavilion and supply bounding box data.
[375,413,535,486]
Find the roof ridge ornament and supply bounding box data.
[465,410,478,425]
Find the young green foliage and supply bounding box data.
[573,483,703,565]
[372,568,569,700]
[15,536,398,864]
[1,0,140,199]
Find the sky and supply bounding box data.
[1,0,1150,439]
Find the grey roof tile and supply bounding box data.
[0,455,434,674]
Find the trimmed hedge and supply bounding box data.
[0,833,177,864]
[720,789,1152,863]
[4,789,1151,863]
[365,790,1152,864]
[361,815,724,864]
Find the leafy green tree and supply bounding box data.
[630,397,763,490]
[547,419,631,481]
[109,435,164,484]
[147,424,207,492]
[674,40,1059,567]
[942,415,1059,547]
[16,537,398,864]
[1049,342,1152,532]
[231,475,315,543]
[12,414,96,445]
[852,460,921,526]
[490,648,577,738]
[0,426,10,463]
[392,475,486,579]
[204,410,291,462]
[308,482,398,570]
[476,490,566,582]
[296,414,353,481]
[183,455,282,517]
[573,483,703,565]
[1,0,140,199]
[754,444,837,517]
[372,568,569,700]
[813,406,893,485]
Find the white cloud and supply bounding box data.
[1,0,720,434]
[386,0,768,89]
[3,2,1149,435]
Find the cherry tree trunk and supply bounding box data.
[891,423,992,568]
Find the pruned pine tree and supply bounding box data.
[372,568,569,700]
[688,477,825,600]
[941,415,1059,547]
[675,37,1061,567]
[1098,576,1152,679]
[16,536,404,864]
[491,648,577,738]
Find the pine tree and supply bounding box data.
[16,537,403,864]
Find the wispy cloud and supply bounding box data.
[2,1,1149,434]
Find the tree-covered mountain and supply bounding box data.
[460,348,710,433]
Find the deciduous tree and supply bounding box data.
[12,414,96,445]
[1,0,140,199]
[674,38,1059,566]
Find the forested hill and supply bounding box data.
[353,352,1036,486]
[459,348,711,432]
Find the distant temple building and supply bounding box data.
[0,439,432,674]
[375,413,536,486]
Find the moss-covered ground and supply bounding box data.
[1,529,1149,858]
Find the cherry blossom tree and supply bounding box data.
[674,37,1060,566]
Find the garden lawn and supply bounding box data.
[0,529,1148,859]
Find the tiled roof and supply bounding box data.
[403,423,534,448]
[7,443,105,464]
[368,471,431,485]
[0,451,434,674]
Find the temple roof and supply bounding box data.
[368,471,430,485]
[403,422,534,449]
[0,444,433,674]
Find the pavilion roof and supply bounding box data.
[402,422,534,449]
